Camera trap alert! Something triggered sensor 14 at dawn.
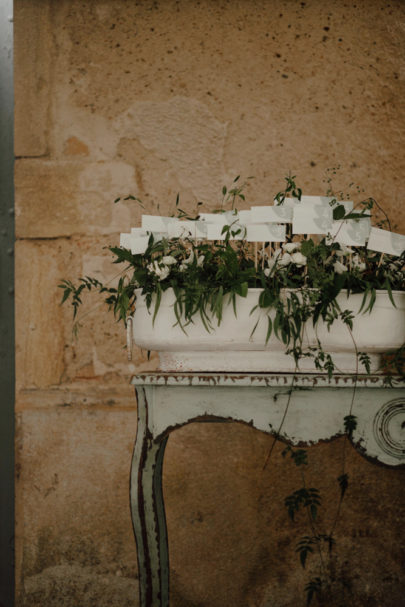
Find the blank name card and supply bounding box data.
[130,236,149,254]
[367,227,405,256]
[167,220,207,239]
[141,215,178,233]
[251,205,293,223]
[236,210,252,225]
[330,217,371,247]
[120,233,133,249]
[206,224,226,240]
[292,205,333,234]
[246,224,286,242]
[120,232,149,254]
[199,212,234,226]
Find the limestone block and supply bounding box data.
[15,407,139,604]
[14,0,52,156]
[15,239,66,390]
[14,159,142,238]
[15,236,156,392]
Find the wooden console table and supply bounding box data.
[130,372,405,607]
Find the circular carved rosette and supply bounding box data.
[373,398,405,461]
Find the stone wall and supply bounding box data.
[14,1,405,605]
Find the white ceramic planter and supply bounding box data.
[131,288,405,373]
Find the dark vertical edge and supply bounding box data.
[0,1,15,605]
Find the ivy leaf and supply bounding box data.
[296,537,314,569]
[344,414,357,438]
[333,204,346,220]
[305,578,322,606]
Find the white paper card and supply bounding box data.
[273,197,301,208]
[251,205,293,223]
[199,212,230,226]
[330,218,371,247]
[168,220,208,239]
[120,233,133,249]
[206,224,226,240]
[299,196,334,206]
[236,210,251,225]
[130,236,149,254]
[141,215,177,233]
[367,227,405,256]
[131,227,147,236]
[292,205,333,234]
[246,224,286,242]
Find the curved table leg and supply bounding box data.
[130,387,169,607]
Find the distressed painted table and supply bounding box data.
[130,372,405,607]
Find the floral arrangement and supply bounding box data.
[60,175,405,374]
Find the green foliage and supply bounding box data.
[343,414,358,439]
[58,174,405,607]
[305,578,322,606]
[285,487,321,522]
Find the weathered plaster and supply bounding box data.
[14,0,405,605]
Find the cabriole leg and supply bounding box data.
[130,387,169,607]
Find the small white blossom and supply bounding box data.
[352,255,366,272]
[162,255,177,265]
[278,252,292,267]
[333,260,348,274]
[147,261,171,281]
[283,241,301,253]
[183,250,194,265]
[291,252,307,266]
[197,255,205,267]
[335,244,353,257]
[264,249,281,275]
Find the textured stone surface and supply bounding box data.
[14,0,405,605]
[15,408,139,598]
[14,0,52,156]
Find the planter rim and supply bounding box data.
[134,287,405,295]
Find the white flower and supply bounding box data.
[183,250,194,265]
[265,249,282,274]
[352,255,366,272]
[333,260,348,274]
[335,244,352,257]
[283,241,301,253]
[162,255,177,265]
[278,252,292,267]
[197,255,205,267]
[147,261,171,281]
[291,252,307,266]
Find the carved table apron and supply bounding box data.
[130,372,405,607]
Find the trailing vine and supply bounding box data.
[60,173,405,604]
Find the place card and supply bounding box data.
[199,212,230,226]
[120,232,149,254]
[168,220,208,239]
[141,215,178,233]
[246,224,286,242]
[119,233,133,249]
[131,227,147,236]
[206,224,226,240]
[367,227,405,256]
[292,205,333,234]
[236,210,251,225]
[330,218,371,247]
[130,236,149,254]
[251,205,293,223]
